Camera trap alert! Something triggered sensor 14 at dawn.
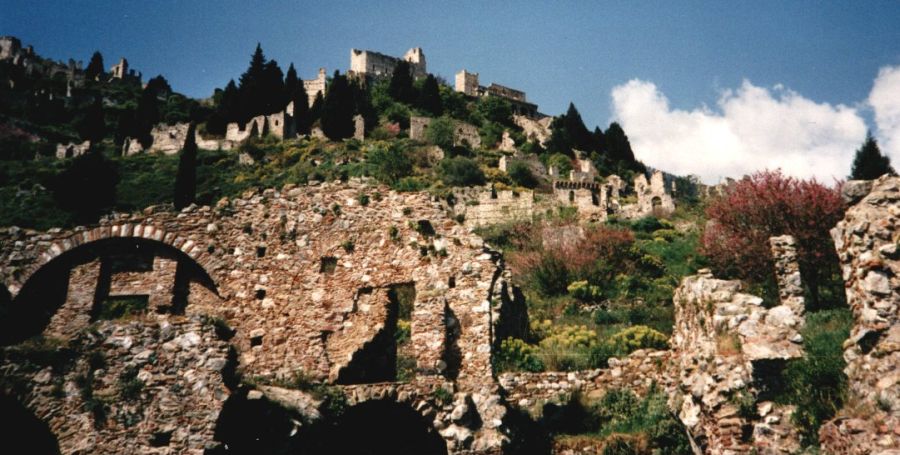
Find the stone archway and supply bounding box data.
[5,223,222,299]
[1,235,219,345]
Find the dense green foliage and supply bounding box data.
[850,132,895,180]
[780,308,853,445]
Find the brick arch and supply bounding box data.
[7,223,223,298]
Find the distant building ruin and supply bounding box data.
[455,69,540,118]
[108,57,141,83]
[349,47,426,80]
[301,67,326,107]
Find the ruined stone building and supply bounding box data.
[350,47,427,79]
[410,116,482,149]
[0,35,85,87]
[302,67,327,106]
[454,70,540,118]
[550,166,675,221]
[54,140,91,159]
[108,57,141,83]
[1,177,900,453]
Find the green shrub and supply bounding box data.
[567,280,602,303]
[507,160,539,188]
[425,116,455,150]
[538,325,599,371]
[548,153,573,176]
[438,156,485,186]
[366,142,413,185]
[603,325,669,356]
[594,387,691,454]
[495,337,544,372]
[631,216,664,233]
[781,308,852,446]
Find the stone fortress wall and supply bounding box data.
[350,47,427,79]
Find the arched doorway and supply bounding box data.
[1,237,217,345]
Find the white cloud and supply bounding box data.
[610,79,867,184]
[870,65,900,165]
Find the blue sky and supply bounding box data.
[3,1,900,182]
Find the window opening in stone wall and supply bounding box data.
[389,283,417,382]
[255,246,267,258]
[320,256,338,274]
[95,295,149,320]
[108,245,154,273]
[569,190,575,202]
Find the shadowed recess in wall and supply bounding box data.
[0,237,218,345]
[0,394,62,455]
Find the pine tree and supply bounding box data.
[417,74,443,115]
[351,79,376,134]
[388,61,414,104]
[850,133,895,180]
[321,71,354,140]
[85,51,104,80]
[605,122,636,163]
[174,123,198,210]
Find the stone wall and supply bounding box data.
[0,179,515,453]
[498,350,670,418]
[619,170,675,219]
[123,122,238,156]
[55,140,90,159]
[819,177,900,453]
[0,316,231,454]
[669,270,803,454]
[464,189,534,228]
[302,67,326,107]
[350,47,426,79]
[410,116,482,149]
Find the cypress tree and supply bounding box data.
[85,51,104,80]
[388,61,414,104]
[174,123,198,210]
[418,74,443,116]
[850,133,895,180]
[321,71,354,140]
[562,103,594,152]
[207,80,239,136]
[238,44,268,121]
[605,122,636,163]
[309,91,324,126]
[262,59,285,113]
[284,63,299,106]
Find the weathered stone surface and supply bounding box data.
[669,270,803,454]
[821,175,900,454]
[0,179,515,454]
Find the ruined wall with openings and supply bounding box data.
[819,177,900,453]
[668,266,804,454]
[0,179,516,453]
